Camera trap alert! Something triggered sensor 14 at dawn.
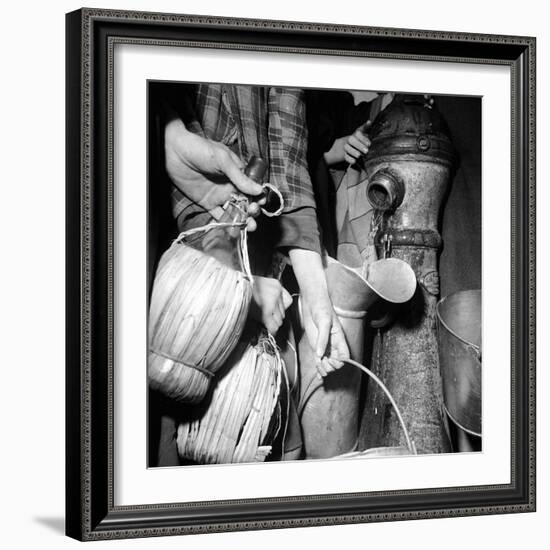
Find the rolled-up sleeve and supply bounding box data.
[276,206,321,254]
[268,88,321,253]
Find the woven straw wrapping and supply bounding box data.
[176,335,283,464]
[148,241,253,403]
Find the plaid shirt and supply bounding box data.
[168,84,320,254]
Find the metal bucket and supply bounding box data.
[298,257,416,458]
[436,289,481,437]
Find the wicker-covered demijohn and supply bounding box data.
[148,233,253,404]
[176,334,284,464]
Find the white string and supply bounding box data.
[260,183,285,217]
[259,332,290,459]
[173,220,253,283]
[285,339,299,393]
[342,358,415,454]
[173,221,246,243]
[296,356,416,455]
[240,225,253,283]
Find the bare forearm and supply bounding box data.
[289,248,349,371]
[288,249,327,299]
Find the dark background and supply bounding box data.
[437,95,482,297]
[148,88,481,297]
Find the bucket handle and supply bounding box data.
[343,358,416,455]
[298,358,416,456]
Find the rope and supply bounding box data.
[148,347,215,378]
[298,357,415,455]
[343,358,415,454]
[332,305,368,319]
[285,338,299,394]
[257,331,288,456]
[172,219,253,283]
[173,221,246,242]
[171,184,285,283]
[261,183,285,217]
[240,227,252,283]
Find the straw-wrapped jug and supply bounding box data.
[176,334,283,464]
[148,237,253,403]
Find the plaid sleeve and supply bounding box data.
[268,88,317,212]
[268,88,320,253]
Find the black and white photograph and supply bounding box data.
[146,83,482,467]
[58,4,536,543]
[0,0,543,545]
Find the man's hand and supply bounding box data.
[165,118,264,229]
[300,293,349,378]
[324,121,372,167]
[250,276,293,336]
[289,249,350,378]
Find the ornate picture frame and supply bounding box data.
[66,8,536,541]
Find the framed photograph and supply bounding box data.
[65,8,536,541]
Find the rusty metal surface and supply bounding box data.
[358,97,454,454]
[366,168,405,212]
[437,289,482,436]
[366,96,455,165]
[360,247,451,454]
